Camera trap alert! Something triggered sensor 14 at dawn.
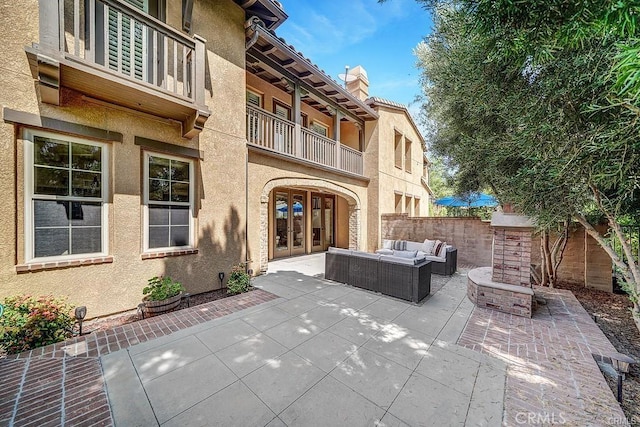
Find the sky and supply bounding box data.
[275,0,434,120]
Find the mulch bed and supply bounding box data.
[556,282,640,426]
[82,288,238,334]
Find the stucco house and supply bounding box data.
[0,0,431,317]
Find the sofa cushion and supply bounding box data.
[424,254,446,263]
[328,247,352,256]
[392,240,407,251]
[393,250,418,259]
[375,248,394,255]
[380,255,425,265]
[405,241,423,251]
[352,251,381,260]
[382,239,394,250]
[422,239,436,255]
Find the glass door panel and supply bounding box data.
[312,195,322,251]
[291,192,305,255]
[274,191,289,256]
[324,196,334,250]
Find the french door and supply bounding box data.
[311,193,335,252]
[274,190,306,257]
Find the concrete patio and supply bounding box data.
[1,253,629,426]
[103,254,505,426]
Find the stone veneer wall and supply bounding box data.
[492,228,532,287]
[381,214,613,291]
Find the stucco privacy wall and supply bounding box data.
[246,151,367,272]
[0,0,249,317]
[381,214,612,291]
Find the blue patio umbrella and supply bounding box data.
[434,193,498,208]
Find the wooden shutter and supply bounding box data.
[246,91,262,108]
[108,0,146,79]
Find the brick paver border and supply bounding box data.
[458,286,629,426]
[0,289,279,427]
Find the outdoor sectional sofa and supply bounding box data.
[376,239,457,276]
[325,247,431,303]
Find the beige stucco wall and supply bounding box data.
[364,105,430,251]
[0,0,248,318]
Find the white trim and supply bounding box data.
[23,129,110,263]
[310,120,329,137]
[142,150,195,252]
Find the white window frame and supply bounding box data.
[23,129,110,263]
[310,121,329,137]
[142,151,195,252]
[246,89,263,108]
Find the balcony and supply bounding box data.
[26,0,210,138]
[247,104,364,176]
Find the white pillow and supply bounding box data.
[382,239,394,250]
[393,250,418,258]
[376,248,394,255]
[422,239,436,255]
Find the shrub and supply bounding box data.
[143,276,185,301]
[0,295,75,354]
[226,264,251,295]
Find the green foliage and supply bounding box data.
[143,276,185,301]
[0,295,75,354]
[226,265,251,295]
[414,0,640,309]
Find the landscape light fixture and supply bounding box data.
[218,272,225,287]
[75,306,87,336]
[610,352,636,403]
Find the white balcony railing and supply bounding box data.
[42,0,203,103]
[247,105,363,176]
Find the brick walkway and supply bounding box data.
[458,286,629,426]
[0,289,278,427]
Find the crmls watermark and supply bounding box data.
[515,412,567,425]
[608,415,638,425]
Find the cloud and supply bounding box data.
[278,0,412,57]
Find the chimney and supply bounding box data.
[346,65,369,102]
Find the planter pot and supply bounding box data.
[142,292,183,315]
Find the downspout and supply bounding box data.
[245,17,262,50]
[244,17,261,273]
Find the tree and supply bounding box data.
[410,1,640,317]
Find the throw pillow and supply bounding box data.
[432,240,443,256]
[382,239,394,250]
[422,239,436,255]
[393,250,418,258]
[393,240,407,251]
[437,242,448,258]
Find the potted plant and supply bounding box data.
[142,276,185,315]
[226,264,251,295]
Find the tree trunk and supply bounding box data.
[537,224,570,288]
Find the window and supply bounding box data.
[395,193,403,214]
[394,130,403,169]
[24,130,109,261]
[405,137,412,173]
[311,121,329,137]
[246,90,262,108]
[405,195,412,215]
[143,152,194,251]
[415,198,421,216]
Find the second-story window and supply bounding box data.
[311,122,329,138]
[394,130,403,169]
[405,137,412,173]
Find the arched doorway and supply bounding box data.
[259,178,361,272]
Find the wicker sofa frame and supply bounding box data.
[325,250,431,303]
